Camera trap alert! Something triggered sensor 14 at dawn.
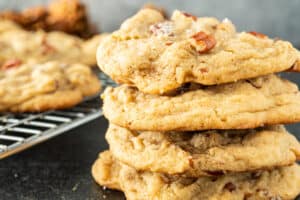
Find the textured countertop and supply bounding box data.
[0,117,125,200]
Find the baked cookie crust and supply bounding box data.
[102,75,300,131]
[0,20,105,66]
[92,151,300,200]
[97,9,299,94]
[106,124,300,177]
[0,61,101,112]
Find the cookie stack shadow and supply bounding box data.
[92,8,300,200]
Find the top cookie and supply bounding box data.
[97,9,299,94]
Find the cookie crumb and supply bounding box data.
[72,183,79,191]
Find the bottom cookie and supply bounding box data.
[92,151,300,200]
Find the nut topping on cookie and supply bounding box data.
[182,12,197,21]
[165,41,173,46]
[149,21,174,37]
[223,182,236,192]
[248,31,267,38]
[200,68,208,73]
[41,36,56,55]
[1,59,22,70]
[97,9,300,94]
[191,31,216,53]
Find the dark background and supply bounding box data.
[0,1,300,199]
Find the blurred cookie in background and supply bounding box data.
[0,61,101,112]
[0,0,98,38]
[0,20,105,66]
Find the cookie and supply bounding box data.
[92,151,300,200]
[102,75,300,131]
[0,21,104,66]
[106,124,300,177]
[46,0,97,38]
[97,9,299,94]
[82,34,108,67]
[0,0,97,38]
[0,61,101,112]
[0,19,22,33]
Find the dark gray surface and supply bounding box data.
[0,116,299,200]
[1,0,300,46]
[0,117,125,200]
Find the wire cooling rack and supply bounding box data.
[0,72,115,159]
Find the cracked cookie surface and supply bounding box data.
[92,151,300,200]
[106,124,300,177]
[0,61,101,112]
[102,75,300,131]
[97,9,299,94]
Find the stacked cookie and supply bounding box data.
[93,9,300,200]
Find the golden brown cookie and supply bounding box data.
[106,124,300,177]
[0,0,97,38]
[82,34,108,67]
[102,75,300,131]
[0,61,101,112]
[0,19,22,33]
[0,21,104,66]
[97,9,299,94]
[92,151,300,200]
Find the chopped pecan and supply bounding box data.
[200,68,208,73]
[204,170,224,176]
[182,12,197,21]
[244,193,252,200]
[191,31,216,53]
[223,182,236,192]
[251,171,262,179]
[188,156,194,168]
[41,36,56,55]
[248,31,267,38]
[1,59,22,70]
[165,41,173,46]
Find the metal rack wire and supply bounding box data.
[0,72,115,159]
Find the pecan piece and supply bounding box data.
[182,12,197,21]
[1,59,22,70]
[200,68,208,73]
[191,31,216,53]
[165,41,173,46]
[248,31,267,38]
[41,36,56,55]
[223,182,236,192]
